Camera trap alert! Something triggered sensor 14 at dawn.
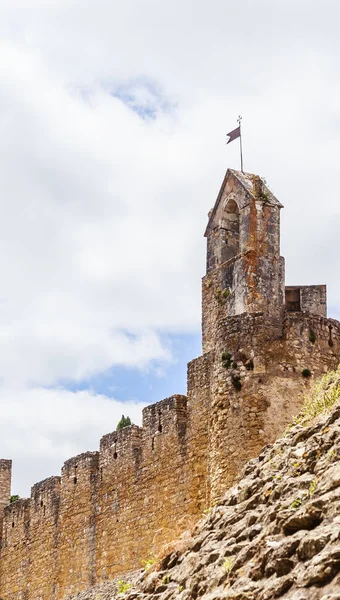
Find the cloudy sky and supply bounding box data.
[0,0,339,496]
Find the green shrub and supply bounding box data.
[116,415,132,430]
[221,352,232,369]
[10,495,20,504]
[215,287,230,305]
[302,368,311,378]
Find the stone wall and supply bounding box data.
[207,311,340,501]
[0,460,11,542]
[95,395,192,586]
[0,388,211,600]
[92,397,340,600]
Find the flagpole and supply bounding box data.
[238,115,244,172]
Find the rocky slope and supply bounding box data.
[68,373,340,600]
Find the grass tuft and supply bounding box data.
[142,554,156,570]
[223,557,234,573]
[298,366,340,423]
[117,580,132,594]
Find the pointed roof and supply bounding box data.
[204,169,283,237]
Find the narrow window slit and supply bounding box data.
[328,325,334,347]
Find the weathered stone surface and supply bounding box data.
[0,460,11,543]
[66,403,340,600]
[0,168,340,599]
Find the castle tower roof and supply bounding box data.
[204,168,283,237]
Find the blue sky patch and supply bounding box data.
[107,77,173,120]
[61,332,201,405]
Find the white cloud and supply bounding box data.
[0,0,339,495]
[0,384,146,496]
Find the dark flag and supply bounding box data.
[226,126,241,144]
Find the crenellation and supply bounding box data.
[28,477,61,599]
[1,167,339,600]
[142,394,187,437]
[285,284,327,317]
[58,451,100,598]
[31,475,61,502]
[99,425,143,484]
[62,451,100,475]
[0,498,30,600]
[3,497,30,540]
[100,425,143,452]
[0,459,12,544]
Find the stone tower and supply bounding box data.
[202,169,285,352]
[204,169,339,500]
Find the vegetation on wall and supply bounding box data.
[221,352,233,369]
[116,415,132,430]
[215,287,231,306]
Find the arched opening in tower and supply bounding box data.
[221,199,240,262]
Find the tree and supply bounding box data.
[116,415,132,430]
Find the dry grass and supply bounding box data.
[298,365,340,423]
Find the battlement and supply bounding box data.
[0,461,11,502]
[0,460,12,471]
[142,394,187,437]
[0,459,12,546]
[285,285,327,317]
[31,475,61,499]
[3,497,30,522]
[0,392,195,599]
[2,498,30,555]
[1,168,339,600]
[100,425,142,452]
[31,476,61,524]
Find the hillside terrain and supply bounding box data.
[68,369,340,600]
